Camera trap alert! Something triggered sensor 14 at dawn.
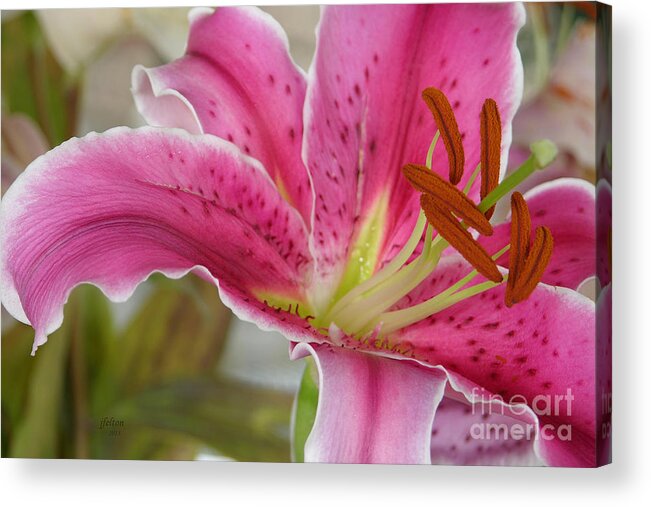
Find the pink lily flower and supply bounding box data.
[1,5,598,465]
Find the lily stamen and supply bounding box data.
[505,192,554,307]
[422,87,465,184]
[322,88,558,340]
[333,226,440,335]
[402,164,493,236]
[507,191,531,293]
[373,244,511,337]
[318,210,429,328]
[480,98,502,219]
[477,139,557,213]
[318,134,442,326]
[420,193,502,282]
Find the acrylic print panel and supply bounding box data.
[0,2,611,466]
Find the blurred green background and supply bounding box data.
[1,4,598,461]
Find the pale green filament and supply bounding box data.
[323,136,555,340]
[335,227,443,335]
[375,244,510,336]
[426,131,440,169]
[318,210,427,327]
[464,163,482,195]
[319,133,441,326]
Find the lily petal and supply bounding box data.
[291,342,447,464]
[1,127,314,353]
[596,284,612,465]
[391,255,597,466]
[132,7,312,225]
[481,178,596,290]
[430,395,541,466]
[597,180,612,287]
[304,3,524,299]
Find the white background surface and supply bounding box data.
[1,0,649,505]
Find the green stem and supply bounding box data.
[70,296,89,459]
[478,140,557,213]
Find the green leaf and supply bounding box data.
[66,285,116,458]
[291,358,319,463]
[1,11,76,146]
[1,12,40,119]
[100,376,294,462]
[85,276,234,459]
[3,285,116,458]
[1,319,38,456]
[7,312,72,458]
[91,276,231,413]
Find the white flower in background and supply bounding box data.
[37,8,190,73]
[515,21,596,169]
[37,8,191,134]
